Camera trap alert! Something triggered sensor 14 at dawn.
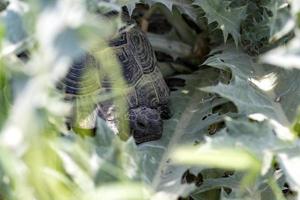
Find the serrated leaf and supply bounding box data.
[135,68,226,199]
[204,75,278,120]
[236,0,292,56]
[193,0,246,45]
[262,0,291,41]
[122,0,194,16]
[173,118,286,170]
[202,47,277,119]
[197,45,300,198]
[261,1,300,65]
[202,46,300,128]
[143,0,192,11]
[173,117,289,199]
[191,175,241,198]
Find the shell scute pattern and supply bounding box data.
[135,79,159,108]
[114,27,168,109]
[61,25,171,144]
[59,54,100,96]
[128,28,156,74]
[151,67,169,104]
[114,46,143,84]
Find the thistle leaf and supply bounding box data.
[193,0,247,45]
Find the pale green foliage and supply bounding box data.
[261,0,300,68]
[262,37,300,69]
[261,0,300,135]
[0,0,134,199]
[172,45,300,198]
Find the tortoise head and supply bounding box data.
[129,107,163,144]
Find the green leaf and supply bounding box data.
[0,61,11,129]
[277,145,300,194]
[0,1,131,199]
[135,68,226,198]
[193,0,247,45]
[197,45,300,198]
[259,0,299,67]
[202,47,274,113]
[202,46,300,129]
[173,118,287,172]
[147,32,192,59]
[292,112,300,135]
[239,0,292,55]
[261,37,300,69]
[263,0,291,41]
[191,175,241,198]
[172,117,290,199]
[172,147,260,170]
[143,0,193,11]
[84,183,151,200]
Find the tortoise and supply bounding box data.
[58,21,171,144]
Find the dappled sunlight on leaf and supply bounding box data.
[248,72,278,92]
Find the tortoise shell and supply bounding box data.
[110,27,169,109]
[58,25,170,143]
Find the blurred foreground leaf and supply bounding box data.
[173,147,259,171]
